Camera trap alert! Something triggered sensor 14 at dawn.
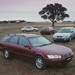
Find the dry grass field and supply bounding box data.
[0,22,75,75]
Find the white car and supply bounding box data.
[53,27,75,41]
[21,26,39,32]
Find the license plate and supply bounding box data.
[67,58,71,60]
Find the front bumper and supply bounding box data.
[53,37,70,41]
[45,55,73,65]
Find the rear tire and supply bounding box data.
[41,33,44,35]
[3,49,10,59]
[34,56,46,70]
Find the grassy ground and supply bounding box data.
[0,22,75,75]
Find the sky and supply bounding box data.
[0,0,75,22]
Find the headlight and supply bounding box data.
[64,35,70,38]
[71,52,74,55]
[47,55,62,59]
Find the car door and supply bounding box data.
[71,29,75,38]
[26,26,32,31]
[17,36,33,57]
[6,36,20,53]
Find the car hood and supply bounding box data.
[53,33,71,37]
[35,44,72,55]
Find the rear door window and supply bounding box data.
[10,36,19,44]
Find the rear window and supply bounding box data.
[2,35,10,41]
[9,36,19,44]
[26,26,31,28]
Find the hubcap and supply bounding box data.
[4,50,9,58]
[35,58,43,69]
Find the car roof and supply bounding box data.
[41,26,53,29]
[42,26,53,28]
[60,27,74,29]
[24,26,32,27]
[8,33,40,38]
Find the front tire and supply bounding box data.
[69,37,72,42]
[34,56,46,70]
[33,29,36,32]
[3,49,10,59]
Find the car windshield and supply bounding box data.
[29,36,51,47]
[41,27,52,30]
[2,35,11,41]
[58,28,71,33]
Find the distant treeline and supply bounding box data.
[0,20,26,23]
[0,20,75,24]
[62,20,75,23]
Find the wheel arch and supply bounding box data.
[2,47,10,53]
[34,54,45,59]
[34,54,47,70]
[3,46,8,50]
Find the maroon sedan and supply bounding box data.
[0,33,73,69]
[40,26,55,35]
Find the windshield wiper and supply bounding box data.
[39,43,51,47]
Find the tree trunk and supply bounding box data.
[52,21,54,27]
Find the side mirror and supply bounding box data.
[24,45,31,49]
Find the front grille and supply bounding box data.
[57,36,62,38]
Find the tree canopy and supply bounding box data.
[39,3,69,26]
